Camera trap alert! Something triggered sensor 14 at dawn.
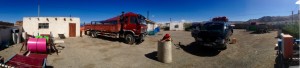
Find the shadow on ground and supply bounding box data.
[250,31,270,34]
[96,36,145,45]
[145,51,158,61]
[97,36,123,42]
[46,66,54,68]
[178,42,221,57]
[0,46,8,51]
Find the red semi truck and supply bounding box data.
[84,12,147,44]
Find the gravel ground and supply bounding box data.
[0,29,277,68]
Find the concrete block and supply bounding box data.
[157,40,172,63]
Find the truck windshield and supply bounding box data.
[138,15,146,25]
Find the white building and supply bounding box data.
[146,20,158,32]
[147,24,158,31]
[23,17,80,38]
[169,23,184,31]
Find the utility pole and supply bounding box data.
[69,8,72,17]
[296,0,300,39]
[147,11,149,20]
[170,18,172,23]
[299,10,300,39]
[292,11,294,23]
[38,0,40,17]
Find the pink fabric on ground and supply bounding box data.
[5,54,46,68]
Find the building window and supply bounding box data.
[174,25,179,28]
[38,23,49,29]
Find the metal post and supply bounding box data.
[292,11,294,24]
[170,18,172,23]
[147,11,149,20]
[296,0,300,39]
[38,0,40,17]
[298,10,300,39]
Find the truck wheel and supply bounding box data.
[137,36,144,44]
[219,40,227,50]
[125,34,135,45]
[87,31,92,36]
[220,45,227,50]
[84,31,88,35]
[91,31,97,38]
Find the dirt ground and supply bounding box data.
[0,29,277,68]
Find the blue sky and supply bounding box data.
[0,0,298,23]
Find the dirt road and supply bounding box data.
[0,29,277,68]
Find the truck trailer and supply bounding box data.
[84,12,147,44]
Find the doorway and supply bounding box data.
[69,23,76,37]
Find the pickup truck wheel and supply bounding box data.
[125,34,135,45]
[219,45,227,50]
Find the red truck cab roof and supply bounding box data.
[105,12,139,21]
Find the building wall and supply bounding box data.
[15,21,23,26]
[147,24,158,31]
[169,23,184,31]
[23,17,80,38]
[0,28,12,46]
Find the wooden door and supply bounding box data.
[69,23,76,37]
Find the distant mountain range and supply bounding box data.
[81,13,296,25]
[247,14,298,23]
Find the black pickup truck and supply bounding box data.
[191,22,233,50]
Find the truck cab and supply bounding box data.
[120,12,148,44]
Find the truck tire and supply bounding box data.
[219,45,227,50]
[84,31,88,35]
[137,35,144,44]
[125,34,135,45]
[91,31,97,38]
[87,31,92,36]
[219,39,228,50]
